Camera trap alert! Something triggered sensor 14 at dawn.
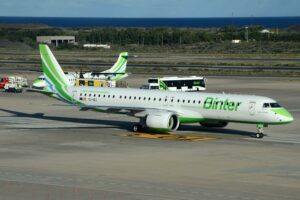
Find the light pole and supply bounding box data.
[245,26,249,43]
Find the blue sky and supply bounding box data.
[0,0,299,17]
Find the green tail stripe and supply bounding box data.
[40,45,68,87]
[111,52,127,72]
[42,63,73,102]
[112,58,126,73]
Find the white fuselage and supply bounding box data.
[67,86,288,125]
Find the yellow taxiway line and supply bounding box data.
[123,133,217,141]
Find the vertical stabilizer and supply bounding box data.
[39,44,73,102]
[109,52,128,73]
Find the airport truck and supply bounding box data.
[0,76,28,89]
[0,77,10,88]
[4,83,23,93]
[75,79,127,88]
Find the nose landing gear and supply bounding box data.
[256,124,267,138]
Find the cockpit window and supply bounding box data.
[263,103,270,108]
[270,103,281,108]
[264,103,281,108]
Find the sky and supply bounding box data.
[0,0,299,18]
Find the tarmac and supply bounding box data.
[0,74,299,200]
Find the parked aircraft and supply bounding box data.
[32,52,128,89]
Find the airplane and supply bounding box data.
[31,52,128,89]
[38,44,293,138]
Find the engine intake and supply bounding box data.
[145,113,180,131]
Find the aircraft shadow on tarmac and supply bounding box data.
[179,124,255,138]
[0,108,256,138]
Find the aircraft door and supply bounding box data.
[249,101,256,116]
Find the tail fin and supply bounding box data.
[39,44,73,102]
[108,52,128,74]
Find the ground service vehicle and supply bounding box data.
[0,76,28,89]
[75,79,128,88]
[4,83,23,93]
[0,77,10,88]
[76,79,116,88]
[142,76,206,91]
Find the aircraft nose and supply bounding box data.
[272,108,294,124]
[283,109,294,123]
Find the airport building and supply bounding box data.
[36,36,76,47]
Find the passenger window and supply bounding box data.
[89,94,91,97]
[177,99,180,103]
[108,95,110,98]
[120,95,122,99]
[124,96,127,99]
[84,93,87,96]
[134,97,136,100]
[103,95,106,98]
[113,95,115,98]
[183,100,185,103]
[148,97,151,101]
[94,94,96,97]
[154,98,156,101]
[188,100,190,103]
[129,96,131,99]
[98,94,101,97]
[159,98,162,101]
[144,97,146,100]
[80,93,82,96]
[193,100,195,104]
[139,97,141,100]
[198,101,201,104]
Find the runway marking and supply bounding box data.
[123,133,217,141]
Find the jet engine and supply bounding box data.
[145,112,180,131]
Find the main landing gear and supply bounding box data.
[133,123,145,132]
[256,124,266,138]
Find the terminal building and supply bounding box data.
[36,36,76,47]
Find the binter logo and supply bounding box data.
[203,97,242,111]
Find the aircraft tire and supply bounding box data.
[133,124,144,132]
[256,133,264,138]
